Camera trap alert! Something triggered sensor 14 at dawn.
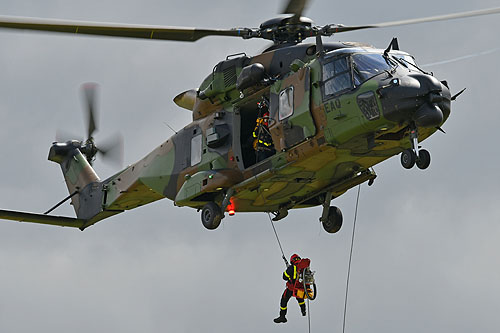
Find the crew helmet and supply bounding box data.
[290,254,301,264]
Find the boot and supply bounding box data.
[273,315,287,323]
[301,305,307,316]
[274,309,287,324]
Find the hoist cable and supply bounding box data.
[263,199,310,333]
[266,212,288,266]
[342,184,361,333]
[307,297,311,333]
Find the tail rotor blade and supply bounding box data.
[97,133,124,168]
[81,82,99,139]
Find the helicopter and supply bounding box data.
[1,0,499,233]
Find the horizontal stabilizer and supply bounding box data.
[0,209,86,229]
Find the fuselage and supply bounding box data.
[92,41,450,221]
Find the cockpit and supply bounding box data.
[321,49,423,97]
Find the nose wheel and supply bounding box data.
[401,126,431,170]
[415,149,431,169]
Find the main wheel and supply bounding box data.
[401,149,416,169]
[416,149,431,170]
[322,206,343,233]
[201,202,222,230]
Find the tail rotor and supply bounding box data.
[57,83,123,167]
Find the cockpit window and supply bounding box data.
[352,53,395,84]
[322,56,353,96]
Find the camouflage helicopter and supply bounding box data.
[1,0,500,233]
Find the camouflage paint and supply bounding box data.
[27,42,451,228]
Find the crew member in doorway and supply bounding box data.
[273,254,307,324]
[253,98,275,162]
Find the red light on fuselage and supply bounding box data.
[226,198,235,216]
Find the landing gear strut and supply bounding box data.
[401,126,431,170]
[319,192,343,233]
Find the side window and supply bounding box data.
[322,56,352,96]
[279,86,294,120]
[190,134,202,166]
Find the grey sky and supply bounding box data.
[0,1,499,332]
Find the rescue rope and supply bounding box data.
[342,185,361,333]
[266,211,311,333]
[266,212,289,267]
[307,297,311,333]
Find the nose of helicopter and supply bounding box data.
[379,73,451,127]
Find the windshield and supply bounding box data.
[352,53,395,84]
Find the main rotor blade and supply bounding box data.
[328,7,500,33]
[282,0,310,17]
[82,83,98,139]
[421,47,500,67]
[0,15,247,42]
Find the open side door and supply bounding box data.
[269,67,316,150]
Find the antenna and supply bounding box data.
[163,122,178,135]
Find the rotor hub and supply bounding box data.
[257,15,317,44]
[80,137,98,163]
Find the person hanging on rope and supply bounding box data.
[273,254,307,324]
[252,97,275,162]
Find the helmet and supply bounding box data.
[290,254,301,265]
[258,98,268,109]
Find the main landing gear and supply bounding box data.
[401,126,431,170]
[319,192,343,233]
[200,189,235,230]
[201,202,223,230]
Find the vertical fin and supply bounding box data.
[48,141,102,219]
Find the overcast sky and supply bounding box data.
[1,1,499,332]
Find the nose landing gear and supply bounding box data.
[401,126,431,170]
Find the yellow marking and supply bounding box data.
[299,301,305,305]
[284,271,290,279]
[280,306,287,310]
[150,30,154,39]
[293,266,297,279]
[75,27,79,34]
